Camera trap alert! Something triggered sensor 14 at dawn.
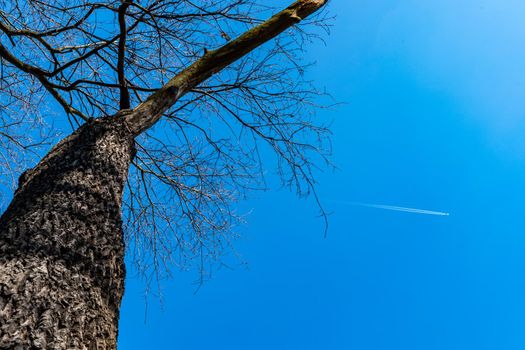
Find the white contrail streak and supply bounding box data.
[333,201,450,216]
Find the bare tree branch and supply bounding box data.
[126,0,328,134]
[118,0,132,110]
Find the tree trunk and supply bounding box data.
[0,2,329,348]
[0,115,135,349]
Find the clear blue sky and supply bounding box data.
[118,1,525,349]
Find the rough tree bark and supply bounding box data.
[0,1,327,348]
[0,116,134,349]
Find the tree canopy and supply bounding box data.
[0,0,331,285]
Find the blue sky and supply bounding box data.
[118,1,525,349]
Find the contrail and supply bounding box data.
[332,201,450,216]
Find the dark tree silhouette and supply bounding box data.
[0,0,330,348]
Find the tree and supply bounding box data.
[0,0,330,348]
